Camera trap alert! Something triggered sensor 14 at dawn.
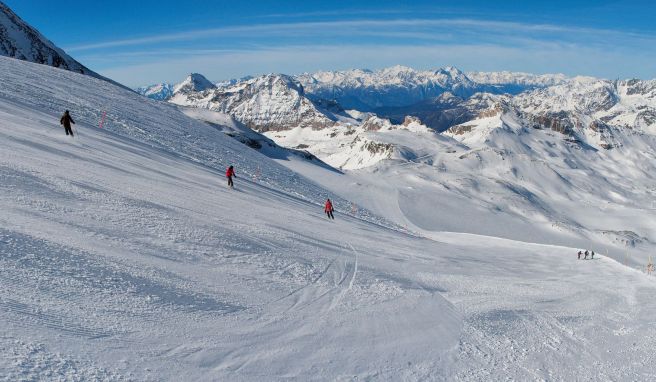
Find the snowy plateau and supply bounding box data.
[2,2,656,381]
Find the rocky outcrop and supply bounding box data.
[446,124,475,136]
[362,116,394,131]
[402,115,422,126]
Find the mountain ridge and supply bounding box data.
[0,1,129,89]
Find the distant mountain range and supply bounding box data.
[137,66,565,110]
[135,66,655,171]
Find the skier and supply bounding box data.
[226,165,236,188]
[578,251,582,260]
[584,250,589,260]
[591,250,595,259]
[324,198,334,220]
[60,110,75,137]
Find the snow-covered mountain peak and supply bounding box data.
[434,65,468,79]
[617,78,656,98]
[173,72,216,94]
[136,83,174,101]
[215,75,254,88]
[515,77,617,114]
[466,70,569,88]
[170,72,335,132]
[379,64,416,78]
[248,73,304,94]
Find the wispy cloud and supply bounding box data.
[67,18,656,52]
[68,15,656,86]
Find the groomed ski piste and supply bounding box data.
[1,56,655,380]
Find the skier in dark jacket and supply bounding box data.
[226,165,236,188]
[578,251,582,260]
[591,250,595,259]
[324,198,334,219]
[584,250,589,260]
[60,110,75,136]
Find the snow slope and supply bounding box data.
[178,106,334,168]
[264,115,448,170]
[0,56,459,379]
[0,56,373,218]
[2,55,656,380]
[275,108,656,269]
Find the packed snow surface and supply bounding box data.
[2,56,656,381]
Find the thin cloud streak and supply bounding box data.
[66,18,656,52]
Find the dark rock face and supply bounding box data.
[447,124,474,135]
[523,111,578,136]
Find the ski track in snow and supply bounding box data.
[0,57,655,380]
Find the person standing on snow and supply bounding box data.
[60,110,75,137]
[578,251,582,260]
[324,198,335,220]
[584,250,589,260]
[591,250,595,259]
[226,165,236,188]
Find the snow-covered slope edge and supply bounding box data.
[0,2,90,73]
[0,55,387,225]
[0,2,131,91]
[178,106,336,169]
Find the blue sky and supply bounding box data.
[6,0,656,86]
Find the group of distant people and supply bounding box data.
[577,250,596,260]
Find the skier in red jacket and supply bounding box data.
[324,198,334,219]
[226,165,236,188]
